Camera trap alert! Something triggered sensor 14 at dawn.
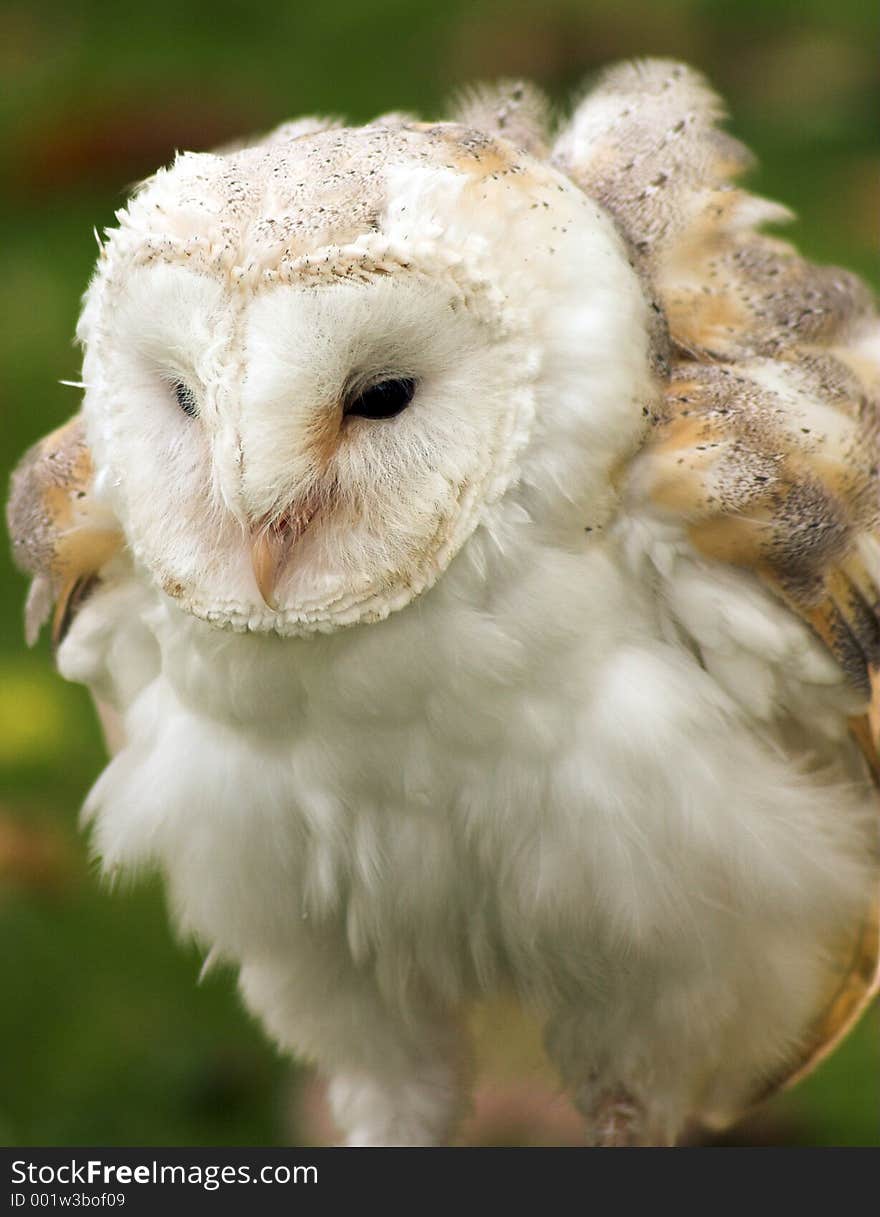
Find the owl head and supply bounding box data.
[78,119,655,634]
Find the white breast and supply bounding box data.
[64,514,875,1064]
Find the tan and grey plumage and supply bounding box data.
[7,59,880,1144]
[556,62,880,1101]
[8,415,120,645]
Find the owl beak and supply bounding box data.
[250,524,288,610]
[250,507,316,609]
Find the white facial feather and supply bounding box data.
[79,127,652,635]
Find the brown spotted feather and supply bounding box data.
[7,414,121,645]
[451,79,552,159]
[558,59,880,1100]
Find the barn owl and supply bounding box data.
[8,59,880,1147]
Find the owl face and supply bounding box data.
[78,125,653,633]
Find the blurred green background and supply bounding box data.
[1,0,878,1147]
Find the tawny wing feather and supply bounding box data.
[7,414,122,645]
[555,58,880,1100]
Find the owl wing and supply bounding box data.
[554,59,880,1103]
[7,413,122,646]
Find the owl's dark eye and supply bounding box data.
[173,380,199,419]
[345,377,417,420]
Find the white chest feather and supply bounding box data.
[65,516,875,1033]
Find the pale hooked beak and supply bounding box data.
[250,525,286,610]
[250,508,316,609]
